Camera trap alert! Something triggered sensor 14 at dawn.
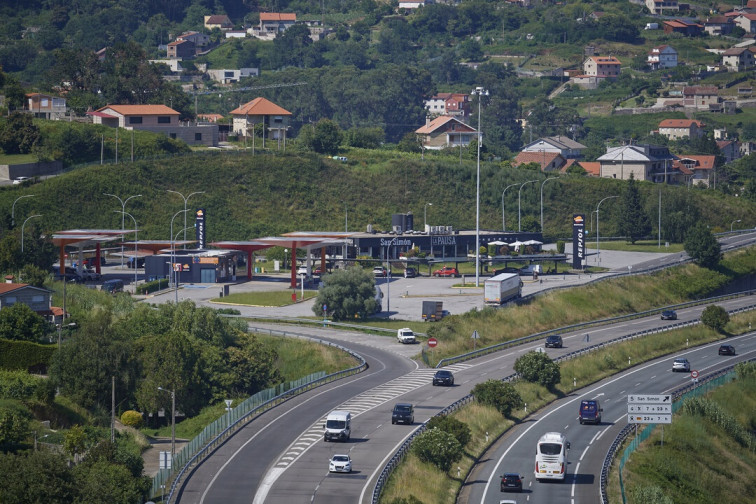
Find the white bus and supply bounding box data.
[534,432,570,481]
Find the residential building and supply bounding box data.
[399,0,431,8]
[572,161,601,176]
[657,119,706,140]
[225,30,247,38]
[583,56,621,79]
[703,16,735,36]
[424,93,471,121]
[259,13,297,34]
[647,45,678,70]
[177,31,210,47]
[646,0,679,15]
[663,19,703,36]
[230,97,292,142]
[204,14,233,31]
[521,136,587,159]
[414,115,477,150]
[167,39,195,59]
[0,283,53,320]
[597,144,678,183]
[197,114,224,123]
[722,46,756,71]
[24,93,67,120]
[89,104,218,147]
[735,13,756,33]
[674,155,716,186]
[513,150,567,172]
[206,68,259,84]
[682,86,720,109]
[716,140,740,163]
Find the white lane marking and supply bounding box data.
[579,446,590,462]
[589,431,601,445]
[596,424,612,441]
[571,461,580,497]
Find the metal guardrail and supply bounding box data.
[373,303,756,504]
[241,314,428,338]
[600,356,756,504]
[434,290,755,368]
[158,327,368,503]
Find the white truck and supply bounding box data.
[324,410,351,442]
[484,273,522,305]
[645,22,659,30]
[534,432,570,481]
[397,328,416,344]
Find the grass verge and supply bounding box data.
[378,310,756,504]
[585,240,685,253]
[212,290,317,306]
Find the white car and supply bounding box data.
[329,454,352,473]
[296,266,308,276]
[672,358,690,372]
[12,176,30,185]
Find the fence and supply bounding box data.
[153,327,367,503]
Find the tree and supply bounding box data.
[425,415,471,447]
[300,119,343,155]
[0,302,49,342]
[471,379,523,417]
[312,268,378,320]
[63,425,87,461]
[0,403,31,446]
[412,428,463,472]
[0,451,76,503]
[684,223,721,269]
[0,112,41,154]
[514,351,561,388]
[619,174,651,244]
[701,305,729,333]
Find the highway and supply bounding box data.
[172,294,756,504]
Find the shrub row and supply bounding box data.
[0,339,56,373]
[136,278,169,295]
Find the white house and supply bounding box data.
[647,45,678,70]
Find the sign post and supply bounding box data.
[690,369,699,383]
[627,394,672,424]
[427,337,438,363]
[471,330,479,351]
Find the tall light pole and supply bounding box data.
[168,190,205,249]
[730,219,741,232]
[596,195,619,265]
[424,202,432,230]
[343,203,348,232]
[115,211,138,293]
[21,214,42,253]
[157,386,175,460]
[170,209,190,295]
[501,183,518,232]
[518,180,538,232]
[471,86,488,287]
[12,194,35,227]
[104,193,141,268]
[540,177,558,233]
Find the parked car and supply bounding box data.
[101,279,124,294]
[12,176,30,185]
[672,357,690,372]
[296,265,309,276]
[372,266,387,277]
[492,267,518,276]
[432,369,454,386]
[718,344,736,356]
[433,266,460,277]
[53,273,84,284]
[328,454,352,473]
[391,403,414,425]
[661,310,677,320]
[545,335,563,348]
[80,268,101,281]
[500,473,523,492]
[404,267,417,278]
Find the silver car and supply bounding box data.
[672,358,690,372]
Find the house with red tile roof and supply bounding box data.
[0,283,54,320]
[657,119,706,140]
[513,151,566,172]
[663,19,703,36]
[167,39,195,59]
[415,116,477,150]
[521,136,587,159]
[571,161,601,176]
[674,155,716,186]
[735,12,756,32]
[716,139,740,163]
[424,93,471,122]
[204,14,233,31]
[177,31,210,47]
[24,93,67,120]
[230,97,292,142]
[722,46,756,71]
[583,56,621,79]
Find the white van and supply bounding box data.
[324,410,351,442]
[397,328,415,344]
[534,432,570,481]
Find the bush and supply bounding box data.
[120,410,143,429]
[700,305,729,333]
[425,415,471,447]
[556,241,565,254]
[471,380,523,417]
[514,351,561,388]
[0,402,32,446]
[136,278,169,295]
[412,428,462,472]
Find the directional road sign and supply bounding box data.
[627,394,671,404]
[628,414,672,424]
[627,393,673,424]
[628,404,672,414]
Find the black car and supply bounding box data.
[404,267,417,278]
[391,403,414,425]
[661,310,677,320]
[500,473,523,492]
[545,335,563,348]
[432,370,454,386]
[53,273,84,284]
[718,344,736,356]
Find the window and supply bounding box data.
[32,295,44,302]
[195,133,202,141]
[5,296,16,305]
[158,116,171,124]
[129,116,143,124]
[273,116,283,124]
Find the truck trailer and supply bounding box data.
[484,273,522,305]
[422,301,444,321]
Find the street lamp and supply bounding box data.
[501,183,518,231]
[115,211,138,294]
[104,193,141,268]
[168,190,205,249]
[170,209,190,296]
[157,386,176,460]
[284,248,288,271]
[424,202,432,230]
[21,214,42,253]
[11,194,35,227]
[540,177,558,233]
[471,85,488,287]
[596,195,619,265]
[518,180,538,232]
[730,219,741,232]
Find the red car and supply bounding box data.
[433,266,460,278]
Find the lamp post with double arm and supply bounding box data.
[21,214,42,253]
[501,183,518,232]
[104,193,141,268]
[540,177,558,233]
[596,195,619,265]
[12,194,35,228]
[115,211,138,293]
[518,180,538,232]
[167,190,205,249]
[471,86,488,287]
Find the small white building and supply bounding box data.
[647,45,678,70]
[206,68,259,84]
